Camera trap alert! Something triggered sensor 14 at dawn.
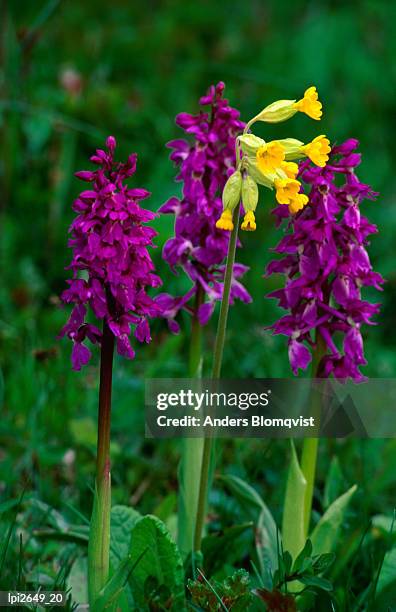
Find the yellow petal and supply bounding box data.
[256,141,285,175]
[280,161,299,179]
[216,210,234,231]
[241,211,256,231]
[289,193,309,214]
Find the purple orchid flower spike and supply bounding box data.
[158,82,251,329]
[59,136,162,370]
[267,139,384,381]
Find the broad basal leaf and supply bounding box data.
[310,485,357,555]
[128,514,185,611]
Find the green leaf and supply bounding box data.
[312,552,335,573]
[292,539,312,573]
[110,505,140,571]
[282,551,293,576]
[372,514,396,540]
[218,474,268,514]
[178,437,204,560]
[0,498,20,515]
[374,548,396,608]
[282,441,307,561]
[127,515,185,611]
[67,557,88,606]
[95,554,142,612]
[30,499,69,531]
[218,474,279,582]
[310,485,357,555]
[323,456,344,509]
[153,492,176,523]
[202,523,253,577]
[299,574,333,591]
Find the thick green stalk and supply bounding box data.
[88,321,114,607]
[300,332,326,537]
[178,286,205,559]
[193,205,241,552]
[300,436,318,538]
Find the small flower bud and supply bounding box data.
[106,136,116,151]
[222,170,242,212]
[253,99,298,123]
[242,175,258,212]
[74,171,95,182]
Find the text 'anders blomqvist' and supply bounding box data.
[157,415,316,429]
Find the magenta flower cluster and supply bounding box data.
[158,82,251,330]
[267,139,384,380]
[59,137,161,370]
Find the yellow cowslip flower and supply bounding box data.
[301,135,331,167]
[280,161,299,179]
[274,178,302,205]
[274,178,309,214]
[288,193,309,214]
[216,209,234,231]
[256,141,285,175]
[241,211,256,231]
[294,86,322,120]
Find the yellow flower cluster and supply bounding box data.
[216,87,330,231]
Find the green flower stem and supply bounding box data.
[193,204,241,552]
[88,320,114,606]
[178,286,205,559]
[300,332,326,537]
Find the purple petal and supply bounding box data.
[197,301,215,325]
[134,318,151,343]
[288,339,312,375]
[71,342,91,371]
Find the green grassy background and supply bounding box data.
[1,0,396,605]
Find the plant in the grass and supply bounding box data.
[58,137,163,607]
[266,140,383,557]
[194,86,329,556]
[266,138,383,380]
[188,568,251,611]
[158,82,251,560]
[253,539,335,611]
[158,81,250,330]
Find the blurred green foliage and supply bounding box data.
[1,0,396,607]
